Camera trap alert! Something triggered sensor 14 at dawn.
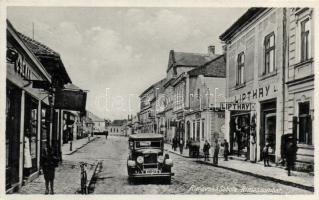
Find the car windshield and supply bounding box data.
[135,141,161,148]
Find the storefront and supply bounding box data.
[6,21,52,192]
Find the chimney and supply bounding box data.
[208,45,215,55]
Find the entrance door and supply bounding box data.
[24,95,39,176]
[186,121,190,140]
[260,100,276,162]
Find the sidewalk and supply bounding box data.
[62,135,97,155]
[17,136,100,194]
[164,143,314,192]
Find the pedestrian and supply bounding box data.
[179,139,184,155]
[223,139,229,161]
[105,130,109,140]
[203,140,211,161]
[262,142,270,167]
[41,146,58,194]
[213,139,220,165]
[185,138,190,149]
[172,137,177,151]
[285,137,297,176]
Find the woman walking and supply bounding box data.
[41,146,58,194]
[203,140,211,161]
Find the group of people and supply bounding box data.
[172,137,230,165]
[203,139,230,165]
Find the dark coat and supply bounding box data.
[41,150,58,181]
[223,142,229,155]
[203,143,211,155]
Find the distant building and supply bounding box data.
[86,111,105,135]
[107,119,127,136]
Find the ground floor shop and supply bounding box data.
[6,80,51,193]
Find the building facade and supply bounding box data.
[220,8,288,163]
[184,55,226,151]
[285,8,314,171]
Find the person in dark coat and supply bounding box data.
[179,139,185,154]
[285,137,297,176]
[203,140,211,161]
[223,139,229,161]
[41,146,58,194]
[262,142,270,167]
[172,137,177,151]
[213,139,220,165]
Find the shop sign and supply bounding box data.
[220,102,256,111]
[233,83,278,102]
[7,47,32,80]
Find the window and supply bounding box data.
[264,33,275,74]
[237,52,245,85]
[298,102,312,145]
[196,121,200,141]
[193,121,195,139]
[301,19,310,61]
[197,89,200,99]
[201,120,205,140]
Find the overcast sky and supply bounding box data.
[7,7,247,120]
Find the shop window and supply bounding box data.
[237,52,245,85]
[264,33,275,74]
[301,18,310,62]
[298,102,312,144]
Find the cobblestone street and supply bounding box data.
[92,136,311,194]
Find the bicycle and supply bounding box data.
[79,162,95,194]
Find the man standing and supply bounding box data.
[223,139,229,161]
[203,140,211,161]
[213,139,220,165]
[105,130,109,140]
[179,138,184,155]
[285,136,297,176]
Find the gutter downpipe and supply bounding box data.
[281,8,287,161]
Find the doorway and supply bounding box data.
[260,100,276,162]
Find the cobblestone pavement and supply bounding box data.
[92,136,311,194]
[18,137,100,194]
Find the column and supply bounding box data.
[18,90,25,187]
[37,99,41,172]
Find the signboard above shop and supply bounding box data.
[220,102,256,111]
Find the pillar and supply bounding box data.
[18,90,25,187]
[37,99,41,171]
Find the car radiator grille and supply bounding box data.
[143,153,157,164]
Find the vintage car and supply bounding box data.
[127,133,174,183]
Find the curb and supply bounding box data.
[66,137,98,155]
[196,160,314,192]
[165,148,189,158]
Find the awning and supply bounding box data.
[55,88,87,112]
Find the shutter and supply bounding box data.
[307,115,312,145]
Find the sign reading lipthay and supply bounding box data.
[220,102,256,111]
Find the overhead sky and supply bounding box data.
[7,7,247,120]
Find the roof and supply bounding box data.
[219,8,267,42]
[17,31,72,83]
[111,119,127,126]
[129,133,164,140]
[188,54,226,78]
[167,50,219,72]
[17,32,60,57]
[139,78,166,97]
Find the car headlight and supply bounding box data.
[157,155,164,163]
[165,158,173,166]
[128,160,136,167]
[136,156,144,164]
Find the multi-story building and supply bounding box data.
[165,47,220,142]
[220,8,289,164]
[139,78,166,133]
[184,55,226,150]
[285,8,314,171]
